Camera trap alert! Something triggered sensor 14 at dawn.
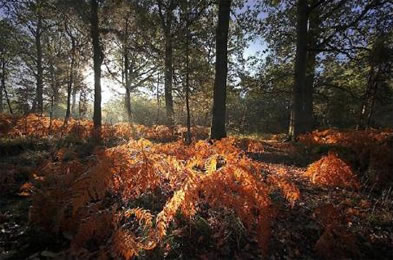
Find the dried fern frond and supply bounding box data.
[305,152,360,190]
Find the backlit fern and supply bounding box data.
[0,116,303,258]
[305,152,360,190]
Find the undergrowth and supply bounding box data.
[27,138,292,258]
[1,113,392,259]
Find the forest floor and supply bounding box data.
[0,117,393,259]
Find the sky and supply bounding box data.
[245,36,267,58]
[84,70,124,105]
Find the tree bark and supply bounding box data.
[3,83,13,114]
[0,61,4,113]
[289,0,308,141]
[49,95,54,133]
[124,86,132,122]
[123,20,133,123]
[185,22,192,145]
[211,0,232,140]
[48,50,59,118]
[71,84,77,116]
[357,64,380,129]
[304,51,316,132]
[156,73,161,124]
[65,38,76,124]
[303,5,320,133]
[157,0,176,125]
[164,29,174,125]
[0,60,12,114]
[35,13,44,114]
[91,0,103,131]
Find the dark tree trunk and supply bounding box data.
[71,86,77,116]
[65,38,76,124]
[0,61,12,114]
[304,51,316,132]
[157,0,176,125]
[0,61,4,113]
[123,20,133,123]
[185,25,192,145]
[164,30,174,125]
[357,65,381,129]
[125,68,133,124]
[125,87,132,122]
[91,0,103,130]
[289,0,308,141]
[79,91,83,118]
[35,14,44,114]
[64,67,73,123]
[3,83,13,114]
[211,0,231,140]
[156,73,161,124]
[49,95,54,133]
[48,39,60,117]
[303,6,319,133]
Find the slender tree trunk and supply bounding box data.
[125,87,132,122]
[0,60,13,114]
[164,29,174,125]
[289,0,308,141]
[91,0,103,131]
[365,84,378,129]
[48,42,59,118]
[211,0,231,140]
[65,31,76,123]
[79,91,83,118]
[49,95,54,133]
[3,84,13,114]
[156,73,161,124]
[357,65,380,129]
[65,44,75,124]
[0,61,4,113]
[123,20,131,123]
[71,86,77,116]
[125,81,132,123]
[185,25,192,145]
[35,14,44,114]
[304,51,316,132]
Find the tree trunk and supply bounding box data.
[156,73,161,124]
[3,83,13,114]
[64,44,75,124]
[303,5,319,133]
[0,60,12,114]
[91,0,103,131]
[71,85,77,116]
[157,0,175,125]
[49,95,54,133]
[185,24,192,145]
[125,83,132,123]
[123,20,133,123]
[35,14,44,114]
[164,30,174,125]
[288,0,308,141]
[79,91,83,118]
[304,51,316,132]
[0,61,4,113]
[357,65,380,129]
[211,0,231,140]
